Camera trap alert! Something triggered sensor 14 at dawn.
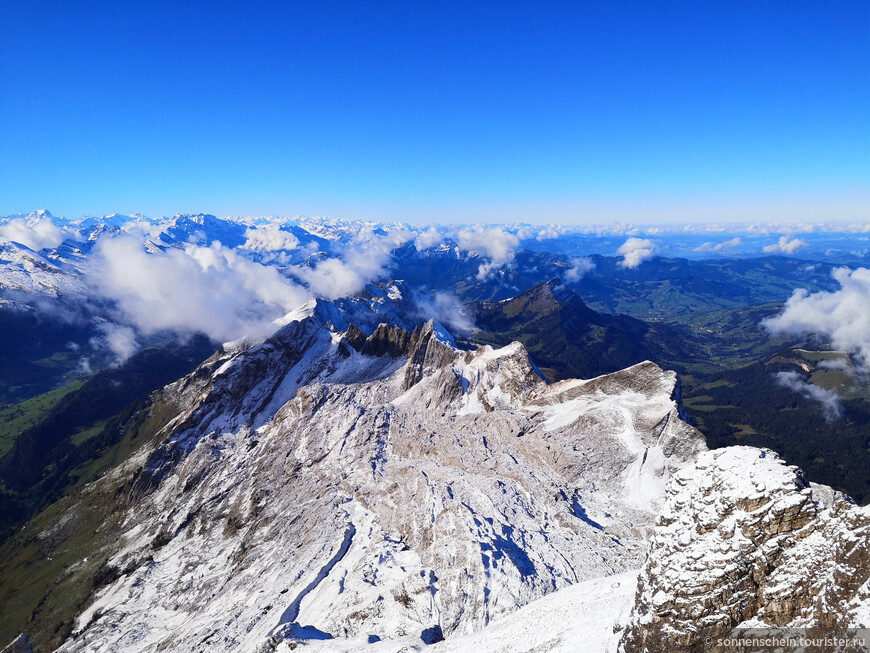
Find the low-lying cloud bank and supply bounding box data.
[763,267,870,368]
[0,216,77,251]
[773,371,843,421]
[763,235,807,254]
[293,228,411,299]
[86,228,420,360]
[241,224,300,252]
[617,238,656,269]
[564,257,595,282]
[414,226,444,251]
[414,290,477,334]
[91,236,311,351]
[693,237,742,253]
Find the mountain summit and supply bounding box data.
[470,279,694,381]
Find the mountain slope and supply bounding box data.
[4,294,869,652]
[0,299,705,652]
[470,279,698,380]
[0,335,217,539]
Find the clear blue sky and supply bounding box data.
[1,1,867,223]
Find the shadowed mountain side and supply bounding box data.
[0,336,217,539]
[469,279,701,381]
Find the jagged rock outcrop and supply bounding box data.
[50,304,704,652]
[620,446,870,652]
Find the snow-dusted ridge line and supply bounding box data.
[49,294,705,652]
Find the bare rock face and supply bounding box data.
[619,447,870,653]
[53,308,705,652]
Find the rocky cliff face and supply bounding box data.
[619,446,870,652]
[51,302,704,652]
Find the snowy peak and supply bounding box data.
[451,341,547,414]
[158,213,248,248]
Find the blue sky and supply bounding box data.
[1,1,867,223]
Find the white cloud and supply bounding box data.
[817,358,855,375]
[90,236,311,349]
[762,267,870,368]
[763,235,807,254]
[240,224,300,252]
[773,371,842,421]
[414,290,476,334]
[92,321,140,362]
[693,237,742,253]
[0,216,77,250]
[535,226,559,241]
[414,226,444,251]
[293,258,370,299]
[617,238,656,269]
[456,227,520,279]
[76,356,93,375]
[292,228,411,299]
[564,257,595,282]
[119,218,167,241]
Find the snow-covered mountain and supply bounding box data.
[0,241,86,298]
[0,212,399,308]
[19,293,704,651]
[4,212,870,652]
[3,290,869,652]
[156,214,249,249]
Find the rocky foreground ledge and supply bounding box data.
[620,446,870,652]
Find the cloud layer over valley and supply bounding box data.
[0,214,76,251]
[90,236,311,354]
[763,267,870,369]
[3,209,870,366]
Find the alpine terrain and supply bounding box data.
[3,290,868,652]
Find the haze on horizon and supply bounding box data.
[1,1,867,224]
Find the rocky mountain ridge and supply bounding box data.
[3,293,869,652]
[33,298,703,651]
